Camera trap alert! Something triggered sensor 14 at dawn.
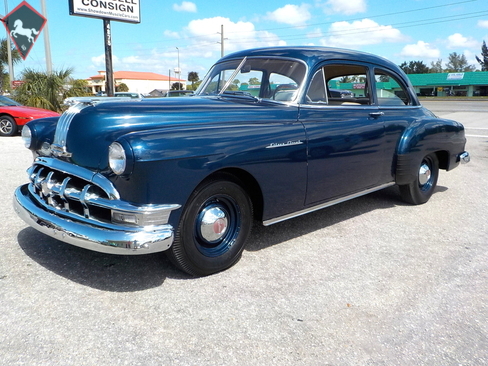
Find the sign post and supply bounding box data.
[103,19,114,97]
[69,0,141,97]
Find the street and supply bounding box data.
[0,101,487,365]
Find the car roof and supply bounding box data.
[219,46,403,75]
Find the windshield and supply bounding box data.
[196,57,307,102]
[0,95,21,107]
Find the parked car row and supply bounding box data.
[1,89,195,137]
[0,96,59,137]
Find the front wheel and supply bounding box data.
[0,116,18,136]
[399,153,439,205]
[167,175,253,276]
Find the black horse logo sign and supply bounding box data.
[2,1,46,60]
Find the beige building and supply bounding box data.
[87,70,186,95]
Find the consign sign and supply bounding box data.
[69,0,140,24]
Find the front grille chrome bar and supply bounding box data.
[27,157,180,228]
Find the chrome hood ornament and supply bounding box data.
[51,102,90,158]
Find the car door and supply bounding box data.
[300,63,388,205]
[373,67,423,182]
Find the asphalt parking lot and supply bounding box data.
[0,101,487,365]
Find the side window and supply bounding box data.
[270,73,298,101]
[306,64,371,106]
[326,64,370,105]
[374,70,410,106]
[306,69,327,103]
[238,70,264,97]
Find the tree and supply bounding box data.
[171,82,184,90]
[188,71,199,90]
[248,77,260,85]
[339,76,354,83]
[14,68,87,112]
[399,60,430,74]
[68,79,90,96]
[0,38,22,92]
[430,59,443,73]
[445,52,476,72]
[476,40,488,71]
[116,82,129,92]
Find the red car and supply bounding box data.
[0,95,60,136]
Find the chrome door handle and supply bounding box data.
[369,112,384,118]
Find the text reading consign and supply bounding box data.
[69,0,141,23]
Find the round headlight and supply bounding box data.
[21,125,32,149]
[108,142,127,175]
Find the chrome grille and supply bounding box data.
[29,163,112,223]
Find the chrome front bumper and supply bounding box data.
[14,185,175,255]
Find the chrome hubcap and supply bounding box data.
[199,206,228,242]
[418,163,431,186]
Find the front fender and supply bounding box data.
[111,121,308,226]
[395,117,466,185]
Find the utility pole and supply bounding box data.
[40,0,52,75]
[220,25,224,57]
[3,0,14,89]
[175,47,180,90]
[218,24,227,58]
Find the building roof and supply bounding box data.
[88,70,185,82]
[407,71,488,86]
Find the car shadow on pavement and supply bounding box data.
[245,185,445,251]
[16,185,448,288]
[17,228,192,292]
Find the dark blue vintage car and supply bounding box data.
[14,47,470,276]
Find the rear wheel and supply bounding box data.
[167,174,253,276]
[399,153,439,205]
[0,116,17,136]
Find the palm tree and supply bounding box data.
[188,71,199,90]
[14,68,88,112]
[0,38,22,92]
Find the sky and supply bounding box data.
[3,0,488,82]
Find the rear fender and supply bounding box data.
[395,118,466,185]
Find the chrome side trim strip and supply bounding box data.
[263,182,395,226]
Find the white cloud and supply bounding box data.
[173,1,197,13]
[322,0,366,15]
[307,28,324,39]
[400,41,440,59]
[446,33,479,49]
[185,17,285,56]
[478,20,488,28]
[462,50,480,70]
[320,19,405,47]
[163,30,180,39]
[91,54,121,67]
[266,4,311,27]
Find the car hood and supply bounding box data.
[56,96,296,171]
[6,105,59,118]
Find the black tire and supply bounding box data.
[167,174,253,276]
[399,153,439,205]
[0,116,18,136]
